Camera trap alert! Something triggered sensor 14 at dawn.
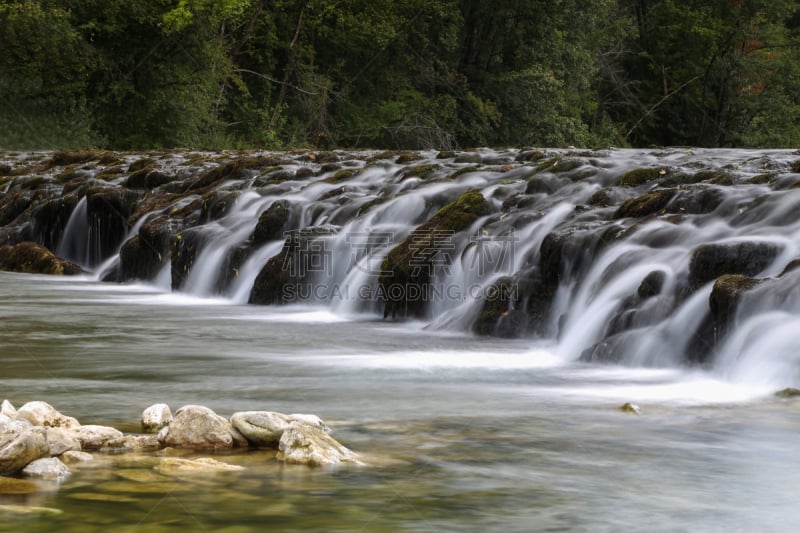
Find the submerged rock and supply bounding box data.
[159,405,248,450]
[60,450,94,463]
[230,411,290,448]
[277,422,358,467]
[22,457,71,481]
[154,457,245,474]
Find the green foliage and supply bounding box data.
[2,0,799,149]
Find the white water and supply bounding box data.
[45,148,800,394]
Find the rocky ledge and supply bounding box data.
[1,399,359,482]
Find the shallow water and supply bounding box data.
[1,273,799,532]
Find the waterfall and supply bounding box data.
[14,147,800,387]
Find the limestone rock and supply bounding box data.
[142,403,173,433]
[17,401,80,429]
[1,400,18,419]
[159,405,248,450]
[71,425,124,450]
[0,421,49,475]
[102,434,162,452]
[60,451,94,463]
[22,457,71,481]
[154,457,245,474]
[277,422,358,467]
[230,411,290,447]
[46,427,82,456]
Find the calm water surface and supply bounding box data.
[1,273,799,532]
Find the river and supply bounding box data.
[2,272,798,532]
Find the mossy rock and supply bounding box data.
[0,242,84,275]
[379,190,489,319]
[775,387,800,398]
[791,160,800,173]
[125,168,174,189]
[0,164,13,176]
[614,189,677,218]
[396,152,423,164]
[588,189,612,207]
[746,172,778,185]
[618,167,665,187]
[188,160,249,191]
[47,149,102,167]
[549,158,584,174]
[436,151,457,159]
[324,168,358,184]
[447,165,483,180]
[689,242,779,289]
[709,274,762,340]
[250,200,292,245]
[128,158,156,173]
[400,163,440,180]
[515,150,548,162]
[170,228,208,290]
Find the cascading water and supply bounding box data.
[5,147,800,390]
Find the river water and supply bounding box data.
[2,272,799,532]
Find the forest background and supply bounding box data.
[2,0,799,150]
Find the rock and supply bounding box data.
[0,421,49,475]
[379,189,489,318]
[85,187,142,261]
[620,402,641,414]
[614,189,677,219]
[60,450,94,463]
[708,274,762,342]
[102,434,162,452]
[689,241,780,289]
[17,401,80,429]
[0,242,84,275]
[230,411,290,448]
[288,414,331,433]
[142,403,173,433]
[617,167,665,187]
[159,405,248,450]
[277,422,358,467]
[638,271,666,299]
[774,387,800,398]
[154,457,245,474]
[70,425,124,450]
[45,427,82,456]
[250,200,292,245]
[22,457,71,481]
[0,400,17,418]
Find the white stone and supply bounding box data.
[277,422,358,467]
[22,457,71,481]
[70,425,124,450]
[0,421,49,475]
[45,428,82,456]
[141,403,172,433]
[1,400,18,419]
[289,413,331,433]
[60,450,94,463]
[17,401,80,429]
[230,411,290,447]
[159,405,248,450]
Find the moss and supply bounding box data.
[746,172,778,185]
[534,156,560,172]
[396,151,423,164]
[48,149,102,167]
[0,242,84,275]
[588,189,612,207]
[436,151,457,159]
[128,158,156,173]
[379,189,489,319]
[549,158,584,174]
[324,168,358,184]
[618,167,664,187]
[614,189,677,218]
[447,165,483,180]
[401,163,440,180]
[96,165,127,179]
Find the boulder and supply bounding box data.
[709,274,762,341]
[0,420,49,475]
[17,401,80,429]
[45,428,82,456]
[230,411,290,448]
[613,189,677,219]
[250,200,292,245]
[689,241,780,289]
[0,242,84,275]
[71,425,124,450]
[159,405,248,450]
[22,457,71,481]
[277,422,358,467]
[142,403,173,433]
[379,189,489,318]
[0,400,17,418]
[288,414,331,433]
